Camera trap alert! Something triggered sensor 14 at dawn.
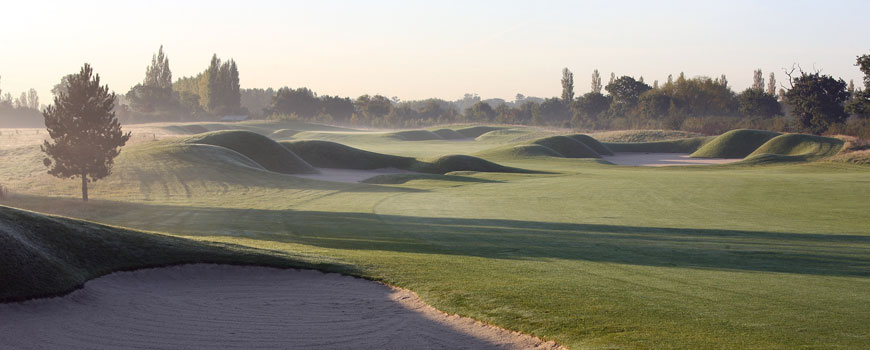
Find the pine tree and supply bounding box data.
[591,69,602,94]
[41,64,131,201]
[561,68,574,102]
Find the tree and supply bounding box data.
[737,88,781,118]
[144,45,172,89]
[535,97,570,125]
[767,73,777,96]
[638,89,672,119]
[846,52,870,117]
[784,70,849,134]
[41,64,131,201]
[752,69,764,90]
[52,75,73,98]
[574,92,611,123]
[561,68,574,102]
[465,101,496,122]
[591,69,603,94]
[27,89,39,110]
[605,76,651,109]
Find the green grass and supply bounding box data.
[455,126,506,138]
[748,133,845,160]
[1,124,869,349]
[604,136,714,153]
[690,129,781,158]
[280,140,420,170]
[590,129,704,142]
[566,134,614,156]
[431,128,467,140]
[182,130,318,174]
[387,129,444,141]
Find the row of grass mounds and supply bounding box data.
[431,128,466,140]
[362,173,498,185]
[746,134,844,161]
[414,154,531,174]
[603,136,713,153]
[455,126,505,138]
[386,130,444,141]
[182,130,318,174]
[270,129,301,139]
[0,206,308,302]
[386,126,507,141]
[281,140,419,170]
[532,136,602,158]
[690,129,781,158]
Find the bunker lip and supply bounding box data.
[603,152,742,167]
[0,264,563,350]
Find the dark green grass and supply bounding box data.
[474,144,565,158]
[748,134,845,160]
[532,136,601,158]
[280,140,420,170]
[431,128,467,140]
[566,134,614,156]
[387,130,444,141]
[691,129,781,158]
[183,130,318,174]
[0,206,339,302]
[604,136,714,153]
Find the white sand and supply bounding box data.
[602,152,742,166]
[295,167,419,183]
[0,265,562,350]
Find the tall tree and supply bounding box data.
[206,54,222,113]
[27,89,39,110]
[752,69,764,90]
[144,45,172,89]
[846,52,870,117]
[561,68,574,102]
[591,69,603,94]
[41,64,131,201]
[767,72,777,96]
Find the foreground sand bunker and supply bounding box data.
[603,152,742,166]
[0,265,561,350]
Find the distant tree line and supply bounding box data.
[0,75,43,128]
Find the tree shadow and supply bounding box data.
[7,198,870,278]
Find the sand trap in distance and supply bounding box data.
[0,264,561,350]
[603,152,742,166]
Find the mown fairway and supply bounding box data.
[2,122,869,349]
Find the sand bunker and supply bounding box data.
[0,265,561,350]
[603,152,742,166]
[295,167,420,183]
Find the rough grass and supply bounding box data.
[691,129,781,158]
[280,140,419,170]
[748,134,844,160]
[0,206,325,302]
[183,130,318,174]
[532,136,601,158]
[827,150,870,165]
[604,136,714,153]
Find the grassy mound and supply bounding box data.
[280,140,419,170]
[0,206,304,302]
[691,129,781,158]
[455,126,505,138]
[532,136,601,158]
[590,130,704,143]
[475,144,565,159]
[387,130,444,141]
[431,128,467,140]
[748,134,844,160]
[271,129,300,139]
[565,134,614,156]
[183,130,317,174]
[604,137,713,153]
[415,155,530,174]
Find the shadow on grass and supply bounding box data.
[8,198,870,278]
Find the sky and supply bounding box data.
[0,0,867,105]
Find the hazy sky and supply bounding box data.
[1,0,867,104]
